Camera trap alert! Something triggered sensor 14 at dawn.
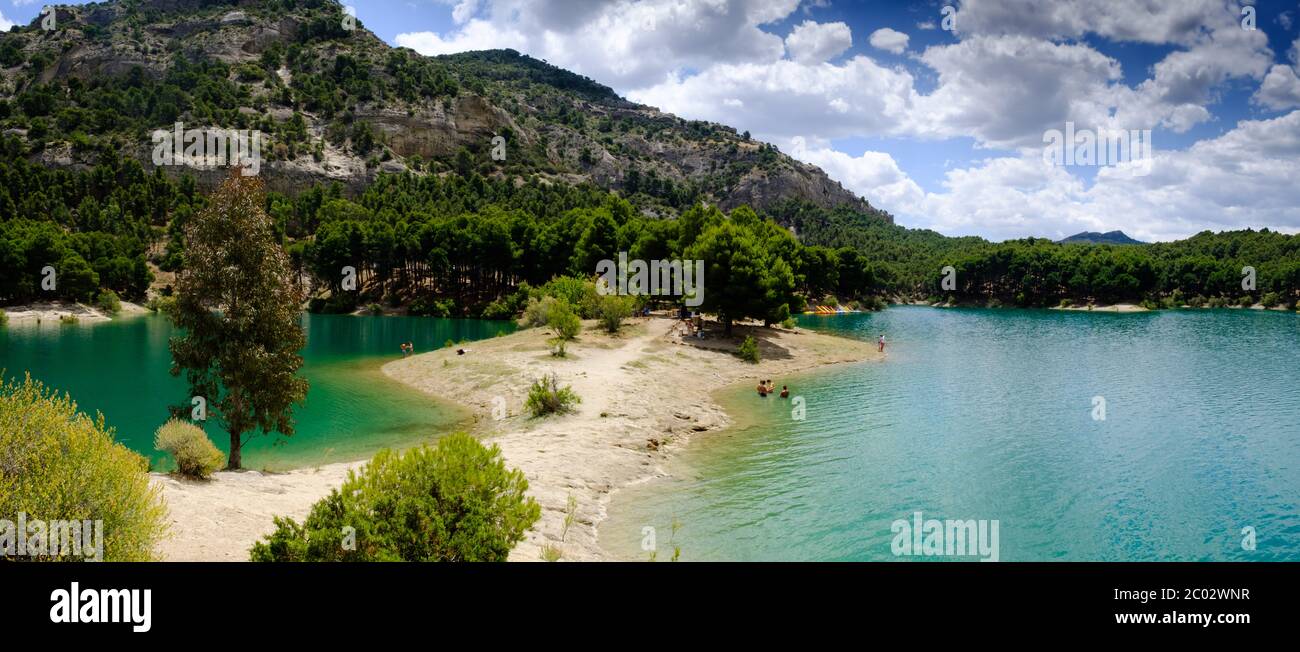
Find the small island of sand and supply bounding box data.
[152,315,880,561]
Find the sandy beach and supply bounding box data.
[151,315,880,561]
[153,463,361,561]
[2,300,150,324]
[1049,303,1149,313]
[381,316,880,561]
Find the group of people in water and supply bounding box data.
[399,341,415,357]
[756,379,790,398]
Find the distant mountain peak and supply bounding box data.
[1058,230,1145,245]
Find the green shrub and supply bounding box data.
[145,295,176,314]
[547,298,581,341]
[525,374,581,417]
[0,310,6,326]
[594,293,635,333]
[519,295,560,328]
[481,284,530,320]
[0,375,167,560]
[537,276,599,317]
[59,314,78,325]
[408,296,456,317]
[94,289,121,315]
[1261,292,1280,308]
[1238,295,1255,308]
[249,433,540,561]
[738,336,760,363]
[154,419,224,478]
[367,303,383,315]
[1058,298,1073,308]
[780,316,796,329]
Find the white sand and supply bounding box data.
[383,316,880,561]
[151,464,362,561]
[3,300,149,324]
[1050,303,1149,313]
[151,315,879,561]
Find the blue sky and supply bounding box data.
[6,1,1300,242]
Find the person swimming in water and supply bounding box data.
[757,380,769,396]
[780,385,790,399]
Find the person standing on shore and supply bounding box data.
[878,335,886,353]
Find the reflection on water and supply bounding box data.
[0,313,513,470]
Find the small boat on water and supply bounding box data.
[803,305,859,315]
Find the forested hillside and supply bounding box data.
[0,0,1296,317]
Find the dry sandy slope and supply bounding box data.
[382,316,880,561]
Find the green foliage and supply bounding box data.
[519,295,559,328]
[685,214,799,334]
[168,175,308,470]
[0,374,168,561]
[593,292,634,333]
[146,295,177,314]
[525,374,581,417]
[95,289,121,315]
[59,314,78,325]
[250,433,540,561]
[546,298,581,341]
[769,201,1300,307]
[537,276,599,317]
[154,419,224,479]
[737,335,760,363]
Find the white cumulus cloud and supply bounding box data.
[784,20,853,63]
[868,28,909,55]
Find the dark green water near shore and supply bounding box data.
[0,313,512,470]
[599,306,1300,561]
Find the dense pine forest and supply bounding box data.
[2,136,1297,318]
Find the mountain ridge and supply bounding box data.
[0,0,891,222]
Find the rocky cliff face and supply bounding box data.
[0,0,890,222]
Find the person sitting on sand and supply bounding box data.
[780,385,789,399]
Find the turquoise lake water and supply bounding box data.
[0,313,512,470]
[598,306,1300,561]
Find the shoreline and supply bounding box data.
[381,316,882,561]
[2,300,150,324]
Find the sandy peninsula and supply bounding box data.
[1050,303,1149,313]
[151,315,880,561]
[381,316,880,561]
